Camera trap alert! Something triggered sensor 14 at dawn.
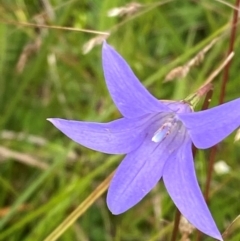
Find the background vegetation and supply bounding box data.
[0,0,240,240]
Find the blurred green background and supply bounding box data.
[0,0,240,240]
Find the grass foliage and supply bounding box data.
[0,0,240,240]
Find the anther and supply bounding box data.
[151,122,172,143]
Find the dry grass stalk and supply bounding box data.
[165,38,219,82]
[199,51,234,88]
[107,2,142,18]
[82,34,109,55]
[179,216,195,241]
[0,130,77,161]
[0,204,30,217]
[234,128,240,142]
[0,130,47,146]
[186,51,234,105]
[195,83,213,98]
[16,14,47,73]
[83,1,172,54]
[214,0,240,11]
[41,0,55,20]
[16,37,42,73]
[222,215,240,239]
[1,19,109,35]
[0,146,48,170]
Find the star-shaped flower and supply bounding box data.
[48,42,240,241]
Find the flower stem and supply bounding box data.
[171,210,181,241]
[219,0,240,104]
[197,1,240,240]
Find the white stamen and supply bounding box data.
[152,122,172,143]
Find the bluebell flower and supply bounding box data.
[48,42,240,241]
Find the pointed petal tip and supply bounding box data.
[179,98,240,149]
[102,40,168,117]
[218,236,223,241]
[107,197,127,215]
[107,200,223,241]
[212,233,223,241]
[107,200,120,215]
[202,229,223,241]
[102,40,110,51]
[46,118,59,125]
[107,207,122,216]
[102,41,117,57]
[163,140,223,241]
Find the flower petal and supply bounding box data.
[163,140,223,241]
[102,42,168,118]
[178,98,240,149]
[107,142,166,214]
[107,123,183,214]
[47,117,149,154]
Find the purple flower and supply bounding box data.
[48,42,240,241]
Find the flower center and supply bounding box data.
[151,118,178,143]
